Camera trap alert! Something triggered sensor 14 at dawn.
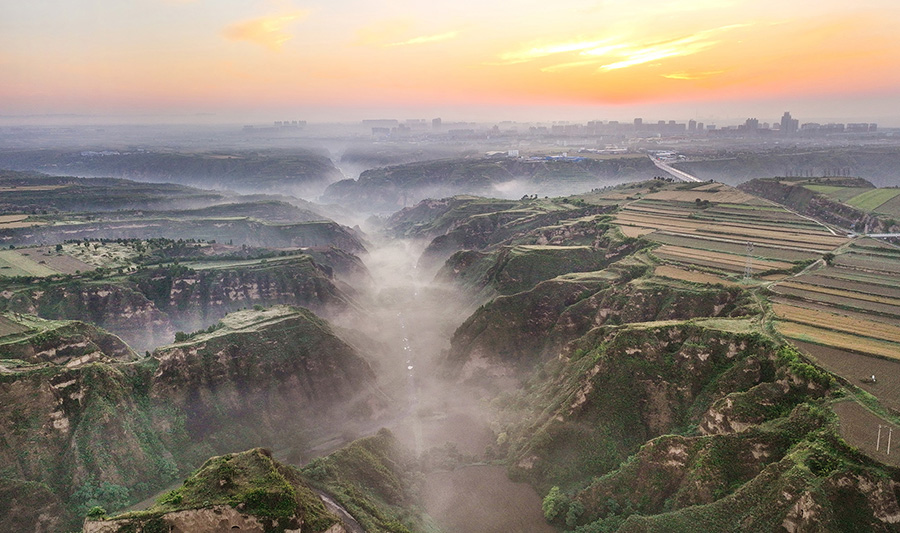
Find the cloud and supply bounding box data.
[223,10,308,51]
[497,23,750,73]
[386,31,459,47]
[495,38,622,65]
[355,20,459,48]
[662,70,727,80]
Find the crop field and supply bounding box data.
[835,254,900,275]
[614,210,846,251]
[872,194,900,217]
[832,400,900,467]
[648,233,819,262]
[776,321,898,360]
[792,273,900,300]
[773,285,900,318]
[619,225,655,237]
[0,250,59,277]
[654,245,794,273]
[641,186,763,204]
[23,246,97,274]
[846,188,900,212]
[772,303,900,344]
[0,214,48,229]
[0,215,28,225]
[796,339,899,402]
[802,185,873,202]
[653,265,737,285]
[770,296,900,327]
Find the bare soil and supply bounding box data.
[793,340,900,412]
[833,400,900,468]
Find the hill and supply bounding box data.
[323,156,657,213]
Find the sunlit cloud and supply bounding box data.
[386,31,459,47]
[496,38,622,65]
[662,70,727,80]
[598,38,719,71]
[499,23,751,73]
[222,10,308,51]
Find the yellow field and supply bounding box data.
[614,211,846,251]
[773,303,900,344]
[776,281,900,307]
[654,265,736,285]
[655,245,794,271]
[619,225,655,237]
[0,185,67,192]
[643,187,760,204]
[776,321,900,360]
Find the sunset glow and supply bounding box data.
[2,0,899,121]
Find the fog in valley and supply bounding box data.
[4,118,900,533]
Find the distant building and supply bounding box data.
[688,119,697,132]
[780,112,799,134]
[432,117,442,130]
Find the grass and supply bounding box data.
[803,185,873,202]
[845,188,900,212]
[0,250,58,277]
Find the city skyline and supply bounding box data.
[3,0,900,124]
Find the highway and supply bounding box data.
[650,157,702,182]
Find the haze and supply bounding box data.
[3,0,900,124]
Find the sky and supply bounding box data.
[2,0,900,124]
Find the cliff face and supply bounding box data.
[447,274,750,376]
[0,316,136,365]
[150,305,381,444]
[4,257,357,352]
[0,307,383,531]
[1,218,366,251]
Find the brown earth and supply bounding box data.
[833,400,900,468]
[793,340,900,412]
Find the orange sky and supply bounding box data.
[2,0,899,122]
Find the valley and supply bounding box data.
[2,139,900,532]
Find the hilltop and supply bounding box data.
[323,156,657,212]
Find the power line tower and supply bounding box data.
[743,242,755,281]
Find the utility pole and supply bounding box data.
[878,425,883,451]
[743,242,755,281]
[889,428,893,456]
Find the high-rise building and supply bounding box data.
[688,119,697,132]
[432,117,442,130]
[780,112,799,134]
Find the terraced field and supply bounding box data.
[611,184,844,285]
[770,238,900,394]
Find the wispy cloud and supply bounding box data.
[222,10,308,51]
[386,31,459,47]
[497,23,750,73]
[496,38,623,65]
[662,70,727,80]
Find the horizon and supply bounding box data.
[3,0,899,125]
